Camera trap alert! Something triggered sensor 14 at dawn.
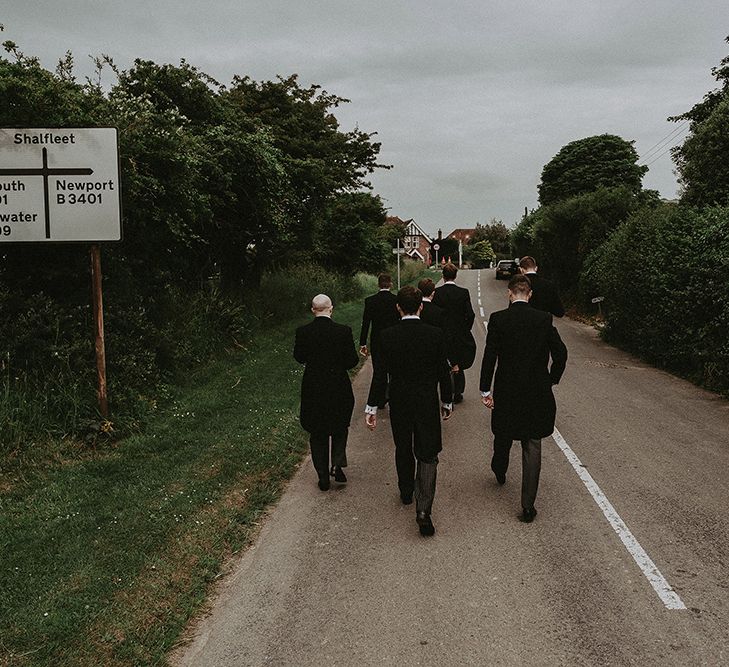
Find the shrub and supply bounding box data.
[582,204,729,393]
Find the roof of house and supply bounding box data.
[386,216,432,242]
[447,228,476,239]
[385,216,413,226]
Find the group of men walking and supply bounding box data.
[294,259,567,536]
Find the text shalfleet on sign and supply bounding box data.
[0,128,122,242]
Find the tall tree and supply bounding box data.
[225,75,390,257]
[469,219,511,256]
[312,192,388,275]
[670,36,729,207]
[538,134,647,206]
[463,240,496,268]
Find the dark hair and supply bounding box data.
[378,273,392,288]
[417,277,436,297]
[397,285,423,315]
[442,263,458,281]
[508,274,532,296]
[519,255,537,271]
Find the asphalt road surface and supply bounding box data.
[173,269,729,666]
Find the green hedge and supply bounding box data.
[0,264,375,450]
[582,204,729,394]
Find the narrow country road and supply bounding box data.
[173,269,729,666]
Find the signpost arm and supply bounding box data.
[90,244,109,419]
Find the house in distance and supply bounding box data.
[385,216,432,262]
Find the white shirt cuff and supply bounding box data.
[442,403,453,411]
[365,405,378,415]
[480,391,491,397]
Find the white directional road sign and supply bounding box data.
[0,128,121,242]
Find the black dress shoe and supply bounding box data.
[416,511,435,536]
[318,478,330,491]
[453,393,464,404]
[519,507,537,523]
[333,467,347,483]
[400,492,413,505]
[492,468,506,485]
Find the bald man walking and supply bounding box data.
[295,294,359,490]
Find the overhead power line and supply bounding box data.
[640,126,690,167]
[639,121,689,163]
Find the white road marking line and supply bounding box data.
[479,306,485,317]
[483,321,488,330]
[478,298,482,306]
[551,428,687,611]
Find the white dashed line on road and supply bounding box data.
[551,428,687,611]
[479,307,485,317]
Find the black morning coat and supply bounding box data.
[523,272,565,318]
[420,300,445,329]
[294,316,359,435]
[479,302,568,440]
[359,290,400,353]
[431,282,477,369]
[367,319,453,458]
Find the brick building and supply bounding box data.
[386,216,432,262]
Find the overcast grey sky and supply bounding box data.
[3,1,727,235]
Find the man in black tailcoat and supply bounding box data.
[418,277,445,329]
[480,275,568,522]
[365,286,453,537]
[431,263,476,403]
[295,294,359,491]
[519,255,565,318]
[359,273,400,408]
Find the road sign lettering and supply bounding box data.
[0,128,121,242]
[57,193,104,205]
[1,179,26,191]
[56,179,114,192]
[14,131,77,145]
[0,211,38,223]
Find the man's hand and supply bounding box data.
[441,406,452,420]
[365,413,377,430]
[482,395,494,410]
[451,364,460,373]
[359,345,369,357]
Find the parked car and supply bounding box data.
[495,259,519,280]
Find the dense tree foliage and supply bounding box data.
[225,75,389,262]
[311,192,388,275]
[670,37,729,207]
[538,134,647,206]
[512,186,659,291]
[463,240,496,268]
[469,219,511,257]
[582,204,729,393]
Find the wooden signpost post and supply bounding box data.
[0,128,122,419]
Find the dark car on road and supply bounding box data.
[495,259,519,280]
